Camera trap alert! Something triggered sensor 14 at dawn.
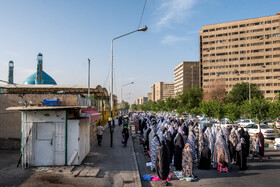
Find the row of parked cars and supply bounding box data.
[159,113,278,139]
[195,116,278,139]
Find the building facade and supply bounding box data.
[150,82,174,101]
[199,13,280,100]
[139,97,148,104]
[174,61,199,95]
[147,92,152,101]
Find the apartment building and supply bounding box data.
[147,92,152,101]
[151,82,174,101]
[174,61,199,95]
[199,12,280,100]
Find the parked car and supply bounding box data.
[243,124,275,139]
[219,118,238,129]
[200,117,216,125]
[238,119,258,127]
[198,122,213,129]
[264,120,274,126]
[275,120,280,129]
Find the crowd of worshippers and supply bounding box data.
[132,113,265,180]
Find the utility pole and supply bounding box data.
[88,59,90,106]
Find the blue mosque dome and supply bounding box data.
[23,71,57,85]
[22,53,57,85]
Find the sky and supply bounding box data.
[0,0,280,104]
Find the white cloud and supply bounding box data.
[161,35,189,44]
[155,0,198,29]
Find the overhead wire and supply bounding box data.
[137,0,148,29]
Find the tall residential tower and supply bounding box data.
[199,12,280,100]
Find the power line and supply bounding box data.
[138,0,148,29]
[103,66,110,88]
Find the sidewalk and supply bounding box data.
[82,120,141,187]
[17,120,141,187]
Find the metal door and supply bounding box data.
[34,123,54,166]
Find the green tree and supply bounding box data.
[190,107,201,116]
[227,82,263,105]
[165,97,178,112]
[156,100,167,112]
[200,100,214,122]
[224,103,241,126]
[177,87,203,113]
[268,101,280,129]
[210,100,225,127]
[120,101,130,111]
[130,104,138,111]
[240,98,270,129]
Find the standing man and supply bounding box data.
[118,115,123,126]
[96,122,104,146]
[122,126,129,147]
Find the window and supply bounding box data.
[273,33,280,37]
[232,25,238,28]
[265,20,271,24]
[240,24,246,28]
[266,48,272,51]
[252,28,264,32]
[216,52,228,56]
[265,27,271,31]
[203,29,209,32]
[252,22,263,26]
[240,64,246,67]
[240,31,246,34]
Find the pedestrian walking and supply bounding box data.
[122,126,129,147]
[96,123,104,146]
[251,133,263,161]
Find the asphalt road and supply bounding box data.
[132,132,280,187]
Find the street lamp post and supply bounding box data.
[110,26,147,147]
[88,59,91,106]
[234,68,265,105]
[121,82,134,101]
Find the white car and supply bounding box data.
[238,119,258,127]
[220,118,238,129]
[243,124,275,139]
[200,117,216,124]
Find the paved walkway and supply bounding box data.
[3,119,141,187]
[82,120,141,187]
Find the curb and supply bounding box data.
[130,122,142,187]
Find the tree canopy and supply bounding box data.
[227,82,263,105]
